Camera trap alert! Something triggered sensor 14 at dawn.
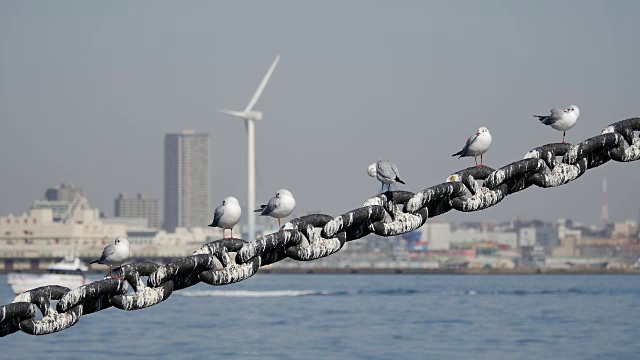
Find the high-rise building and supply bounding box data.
[164,130,211,231]
[45,183,83,202]
[114,193,161,228]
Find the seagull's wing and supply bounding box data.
[390,162,401,178]
[260,197,279,216]
[544,108,564,124]
[210,205,225,227]
[535,108,563,125]
[453,134,476,157]
[389,162,405,184]
[376,160,396,181]
[92,244,116,264]
[466,133,479,147]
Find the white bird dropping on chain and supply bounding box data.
[452,126,493,167]
[368,159,405,193]
[209,196,242,239]
[255,189,296,230]
[90,237,130,279]
[534,105,580,143]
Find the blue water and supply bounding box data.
[1,274,639,359]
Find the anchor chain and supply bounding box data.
[1,117,638,337]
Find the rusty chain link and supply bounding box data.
[1,118,638,337]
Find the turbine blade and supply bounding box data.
[244,54,280,113]
[217,108,246,118]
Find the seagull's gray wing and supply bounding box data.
[453,134,476,158]
[534,108,563,125]
[92,244,116,264]
[542,108,564,125]
[390,162,405,184]
[376,160,396,180]
[209,205,225,227]
[466,133,479,147]
[390,162,401,178]
[260,197,279,216]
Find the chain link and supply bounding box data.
[1,117,638,337]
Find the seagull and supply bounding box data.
[90,237,130,279]
[368,159,405,193]
[209,196,242,239]
[534,105,580,143]
[254,189,296,231]
[452,126,492,168]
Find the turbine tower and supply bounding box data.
[218,55,281,241]
[601,178,609,229]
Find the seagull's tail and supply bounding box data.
[254,205,266,213]
[395,177,406,185]
[90,259,100,264]
[452,150,463,157]
[533,115,546,121]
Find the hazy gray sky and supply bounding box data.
[1,1,638,226]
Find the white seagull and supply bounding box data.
[90,237,130,279]
[368,159,405,193]
[254,189,296,231]
[209,196,242,240]
[452,126,493,167]
[534,105,580,143]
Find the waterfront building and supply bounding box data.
[114,193,161,229]
[449,227,517,249]
[0,204,220,271]
[419,221,451,251]
[518,226,559,252]
[31,194,91,223]
[45,183,84,202]
[101,216,149,228]
[164,131,211,231]
[0,206,126,270]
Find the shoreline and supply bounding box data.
[3,268,639,276]
[253,267,640,275]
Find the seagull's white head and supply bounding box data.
[276,189,293,198]
[566,105,580,118]
[367,163,377,177]
[115,237,129,246]
[223,196,239,206]
[477,127,490,135]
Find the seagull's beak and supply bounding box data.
[208,223,214,227]
[476,132,481,135]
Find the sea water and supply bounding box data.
[1,274,638,359]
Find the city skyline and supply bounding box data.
[1,1,639,227]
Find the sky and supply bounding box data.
[0,0,639,227]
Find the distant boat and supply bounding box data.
[7,256,91,295]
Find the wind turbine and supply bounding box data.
[217,54,281,241]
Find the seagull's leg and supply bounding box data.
[380,183,384,194]
[562,131,567,144]
[480,154,484,167]
[278,219,283,232]
[109,265,114,279]
[230,228,234,240]
[474,155,479,168]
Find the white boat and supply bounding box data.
[7,256,92,295]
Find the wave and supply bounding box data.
[457,288,640,296]
[175,289,337,298]
[175,287,640,298]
